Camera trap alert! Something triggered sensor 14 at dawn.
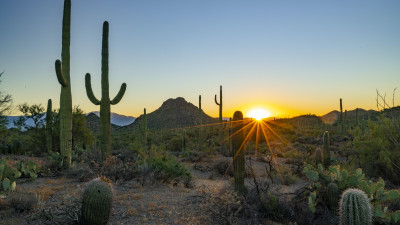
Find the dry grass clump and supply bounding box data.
[9,191,38,213]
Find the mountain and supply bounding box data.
[86,113,121,134]
[5,115,41,129]
[123,97,218,131]
[320,108,377,124]
[89,111,135,126]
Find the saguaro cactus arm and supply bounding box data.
[214,94,220,105]
[110,83,127,105]
[85,73,101,105]
[55,60,66,87]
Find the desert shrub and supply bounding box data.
[351,113,400,185]
[146,154,190,182]
[9,191,38,213]
[66,163,96,182]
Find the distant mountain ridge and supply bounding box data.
[320,108,377,124]
[123,97,218,131]
[88,111,135,126]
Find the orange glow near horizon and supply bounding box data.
[247,108,272,121]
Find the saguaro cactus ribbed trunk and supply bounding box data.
[85,21,127,159]
[46,99,53,153]
[214,85,223,123]
[55,0,72,168]
[232,111,244,194]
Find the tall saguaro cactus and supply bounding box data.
[214,85,223,123]
[55,0,72,168]
[232,111,244,195]
[85,21,127,159]
[46,99,53,153]
[340,98,344,135]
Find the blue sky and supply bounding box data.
[0,0,399,117]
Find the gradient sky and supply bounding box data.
[1,1,399,118]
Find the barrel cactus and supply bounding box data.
[339,188,372,225]
[327,182,338,212]
[81,177,113,225]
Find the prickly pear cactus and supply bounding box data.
[339,188,372,225]
[81,177,113,225]
[327,182,338,212]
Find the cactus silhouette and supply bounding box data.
[355,108,359,127]
[214,85,223,123]
[327,182,338,212]
[232,111,244,194]
[81,178,113,225]
[323,131,330,167]
[339,188,372,225]
[85,21,127,159]
[46,99,52,153]
[55,0,72,168]
[340,98,344,135]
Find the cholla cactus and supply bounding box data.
[339,188,372,225]
[81,177,113,225]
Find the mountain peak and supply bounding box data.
[124,97,217,130]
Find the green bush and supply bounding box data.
[351,113,400,185]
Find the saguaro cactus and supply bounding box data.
[46,99,52,153]
[85,21,127,159]
[323,131,330,167]
[232,111,244,194]
[340,98,344,135]
[339,188,372,225]
[214,85,223,123]
[355,108,359,127]
[81,178,113,225]
[55,0,72,168]
[327,182,338,212]
[198,95,203,150]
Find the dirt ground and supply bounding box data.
[0,155,307,225]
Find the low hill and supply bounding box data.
[89,111,135,126]
[123,97,218,131]
[320,108,377,124]
[86,113,121,134]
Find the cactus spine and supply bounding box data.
[327,182,338,212]
[214,85,223,123]
[323,131,330,167]
[81,178,113,225]
[46,99,52,153]
[85,21,127,159]
[55,0,72,168]
[339,188,372,225]
[232,111,244,194]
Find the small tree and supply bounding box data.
[0,72,12,129]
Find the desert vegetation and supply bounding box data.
[0,1,399,225]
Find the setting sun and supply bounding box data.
[247,108,272,121]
